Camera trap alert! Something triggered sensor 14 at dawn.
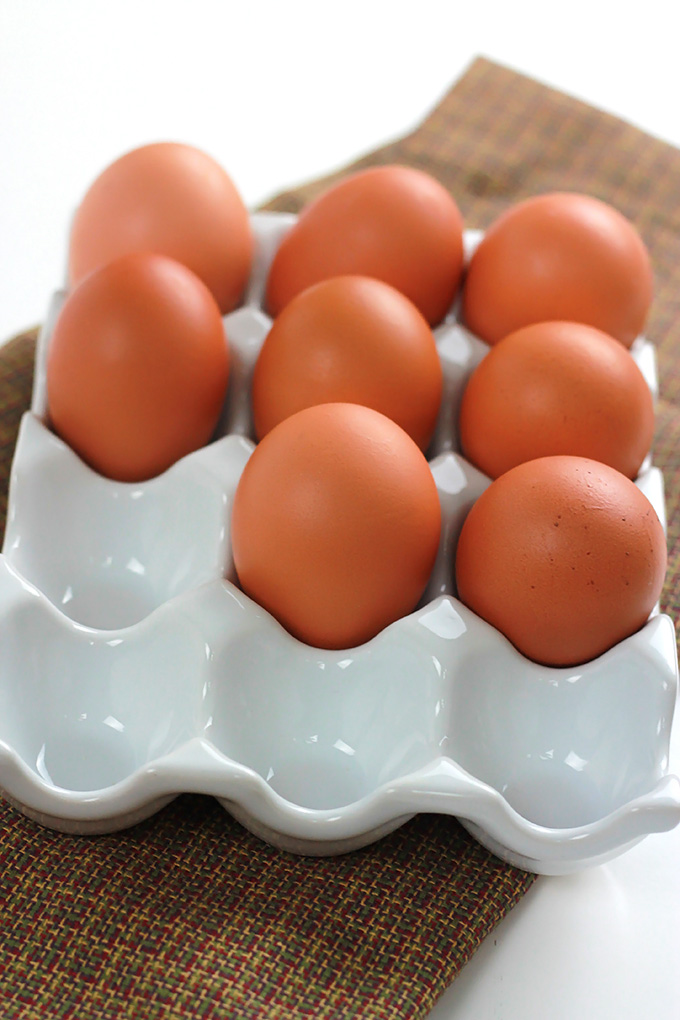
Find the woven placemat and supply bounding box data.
[1,56,679,1019]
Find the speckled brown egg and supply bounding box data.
[455,456,666,667]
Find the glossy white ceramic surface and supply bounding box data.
[4,415,251,630]
[0,213,677,873]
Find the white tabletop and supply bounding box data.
[2,3,680,1017]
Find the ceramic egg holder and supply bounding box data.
[0,215,678,875]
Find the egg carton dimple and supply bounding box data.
[0,214,677,874]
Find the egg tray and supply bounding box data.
[0,214,678,875]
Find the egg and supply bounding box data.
[462,193,653,347]
[48,252,230,482]
[459,321,655,479]
[455,456,667,667]
[231,403,441,649]
[252,275,442,449]
[265,166,464,326]
[68,142,253,313]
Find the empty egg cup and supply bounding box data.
[0,216,677,874]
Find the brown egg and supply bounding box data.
[459,321,655,479]
[462,193,653,347]
[455,456,666,667]
[231,403,441,649]
[68,142,253,313]
[265,166,464,326]
[252,275,442,449]
[48,252,230,482]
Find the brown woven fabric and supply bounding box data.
[1,55,679,1018]
[0,331,36,543]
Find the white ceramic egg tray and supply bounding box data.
[0,214,678,875]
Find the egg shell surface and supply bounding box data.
[455,456,667,667]
[459,321,655,479]
[462,192,653,347]
[265,165,464,326]
[47,252,230,483]
[68,142,253,314]
[252,275,443,449]
[231,402,442,649]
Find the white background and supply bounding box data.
[4,0,680,343]
[2,2,680,1017]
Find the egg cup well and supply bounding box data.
[0,215,678,875]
